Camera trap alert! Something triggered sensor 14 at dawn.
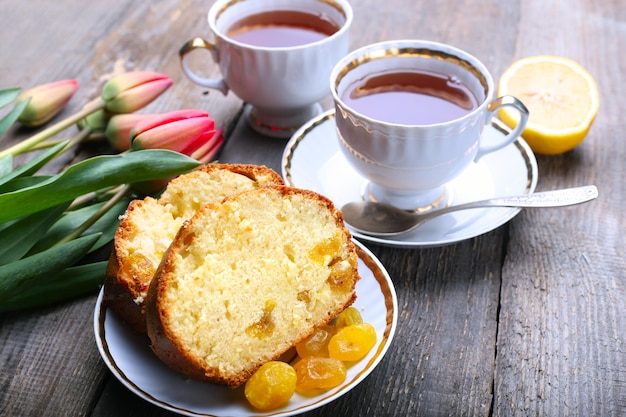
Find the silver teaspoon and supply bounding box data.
[341,185,598,237]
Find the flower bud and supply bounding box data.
[102,71,172,114]
[17,80,79,127]
[105,113,159,151]
[130,109,216,156]
[190,128,224,164]
[128,110,223,195]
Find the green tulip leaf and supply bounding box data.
[0,88,21,109]
[0,203,70,264]
[0,175,52,194]
[0,233,100,302]
[28,198,131,254]
[0,149,199,223]
[0,261,107,313]
[0,142,67,189]
[0,96,29,137]
[0,155,12,177]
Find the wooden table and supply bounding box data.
[1,1,624,416]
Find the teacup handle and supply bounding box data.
[476,95,529,160]
[179,37,229,95]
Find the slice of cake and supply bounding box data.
[103,164,284,333]
[145,185,360,387]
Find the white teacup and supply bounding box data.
[330,40,529,210]
[180,0,353,138]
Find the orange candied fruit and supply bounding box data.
[296,324,335,358]
[293,356,347,393]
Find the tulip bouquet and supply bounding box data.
[0,71,224,312]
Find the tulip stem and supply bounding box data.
[0,99,106,159]
[54,184,131,247]
[22,132,106,153]
[61,127,92,154]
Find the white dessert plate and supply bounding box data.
[94,240,398,417]
[282,110,538,248]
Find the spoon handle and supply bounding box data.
[457,185,598,211]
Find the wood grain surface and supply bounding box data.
[0,1,624,416]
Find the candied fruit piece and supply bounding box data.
[244,361,296,410]
[246,300,276,338]
[308,234,341,265]
[296,324,335,358]
[121,252,155,283]
[335,307,363,329]
[297,290,311,304]
[328,323,377,362]
[294,356,347,393]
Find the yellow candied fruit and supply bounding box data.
[293,356,347,393]
[335,307,363,329]
[308,234,342,265]
[327,258,354,291]
[296,324,336,358]
[121,252,155,281]
[328,323,377,362]
[244,361,297,411]
[246,300,276,339]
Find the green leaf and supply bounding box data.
[0,175,52,194]
[0,97,29,137]
[0,142,67,189]
[0,155,12,177]
[0,233,100,302]
[28,198,131,254]
[0,261,107,313]
[0,88,20,109]
[0,149,199,223]
[0,203,69,264]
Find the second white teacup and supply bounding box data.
[180,0,353,138]
[330,40,530,210]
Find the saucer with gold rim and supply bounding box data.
[281,110,538,248]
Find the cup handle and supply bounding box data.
[476,95,529,161]
[179,37,229,95]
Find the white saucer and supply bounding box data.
[94,240,398,417]
[282,110,538,248]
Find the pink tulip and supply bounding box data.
[105,113,159,151]
[17,80,79,127]
[129,110,224,194]
[130,109,218,158]
[190,128,224,164]
[102,71,172,114]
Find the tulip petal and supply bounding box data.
[101,71,169,101]
[17,80,79,127]
[105,113,159,151]
[130,109,209,135]
[191,128,225,164]
[132,118,215,153]
[102,71,172,114]
[104,79,172,113]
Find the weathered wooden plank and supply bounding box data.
[493,0,626,415]
[0,297,107,417]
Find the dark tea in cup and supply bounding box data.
[226,10,341,47]
[330,40,529,210]
[340,69,479,125]
[180,0,352,138]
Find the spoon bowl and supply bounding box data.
[341,185,598,237]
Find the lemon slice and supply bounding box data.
[497,55,600,155]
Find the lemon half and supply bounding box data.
[497,55,600,155]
